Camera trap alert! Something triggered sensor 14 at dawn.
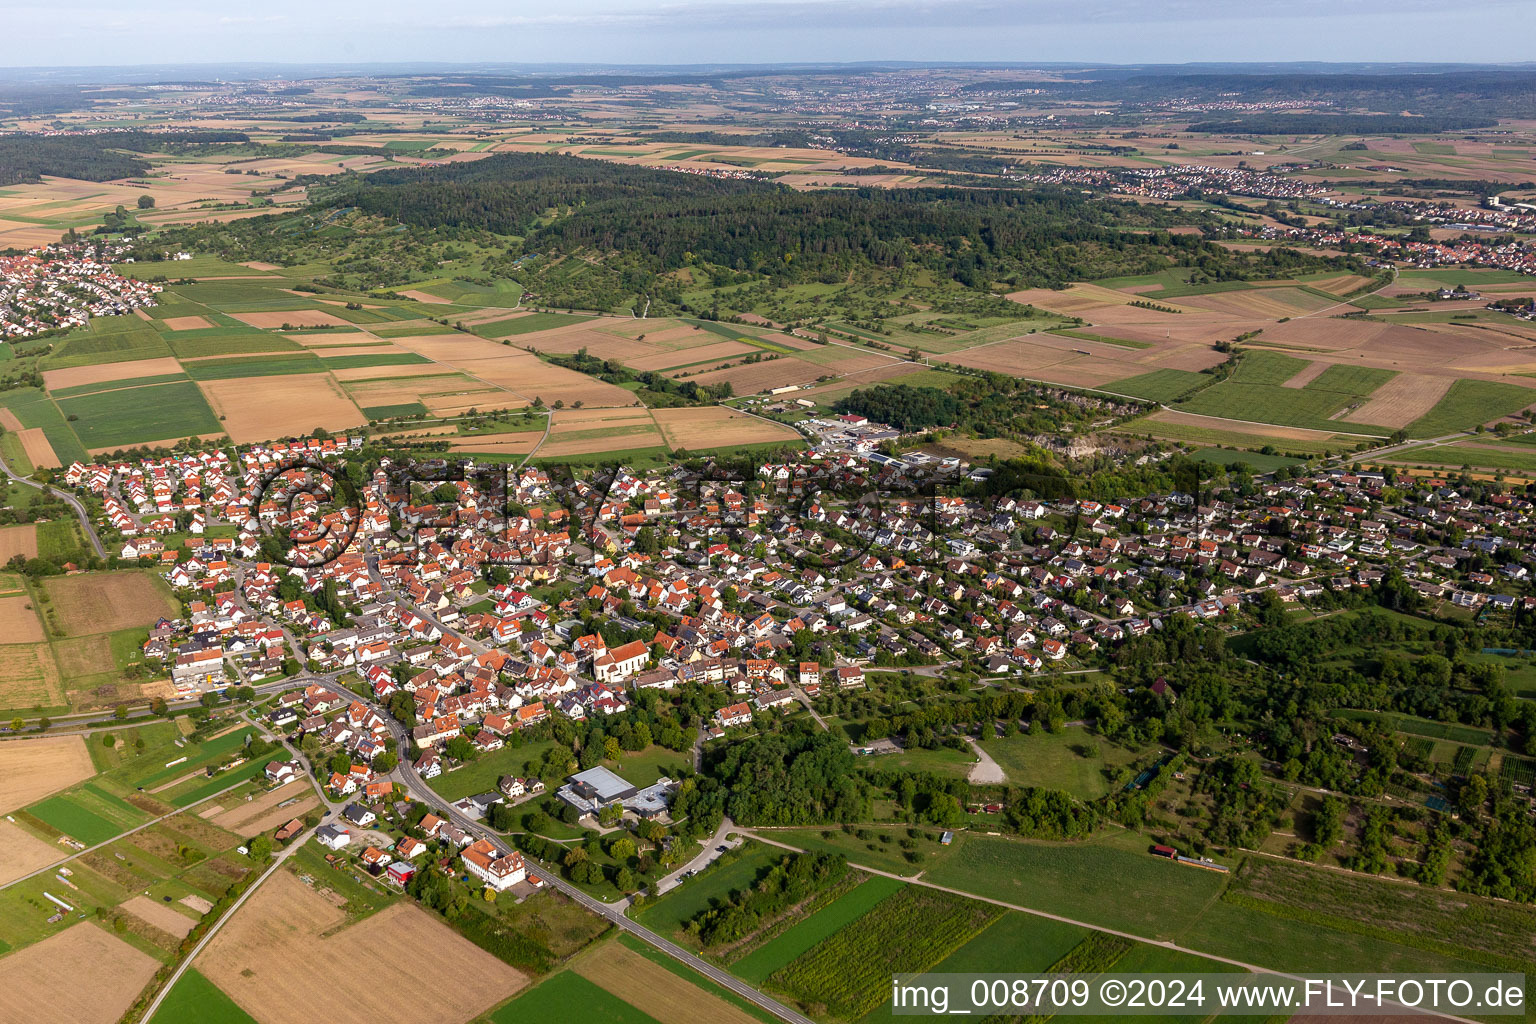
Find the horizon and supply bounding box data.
[5,0,1535,70]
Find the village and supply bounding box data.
[0,240,162,340]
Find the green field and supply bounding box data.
[51,373,191,400]
[28,793,133,845]
[1389,441,1536,474]
[42,318,172,369]
[361,402,431,419]
[149,968,258,1024]
[1192,447,1308,472]
[181,354,325,380]
[768,884,1002,1019]
[1406,379,1536,437]
[637,842,784,942]
[981,727,1143,800]
[489,969,660,1024]
[925,832,1225,940]
[56,380,223,448]
[733,875,905,983]
[474,312,593,337]
[316,352,431,370]
[0,387,88,464]
[858,913,1092,1022]
[166,332,303,359]
[1131,414,1343,456]
[1176,351,1396,435]
[1107,369,1208,403]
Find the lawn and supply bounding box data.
[426,738,566,802]
[55,380,223,448]
[488,970,659,1024]
[981,727,1143,800]
[149,969,258,1024]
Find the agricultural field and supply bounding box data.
[766,884,1002,1019]
[0,735,95,814]
[198,869,527,1024]
[0,923,160,1024]
[574,941,766,1024]
[40,571,178,637]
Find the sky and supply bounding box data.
[5,0,1536,69]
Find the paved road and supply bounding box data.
[0,772,270,894]
[140,729,339,1022]
[0,452,106,558]
[270,672,814,1024]
[653,815,737,896]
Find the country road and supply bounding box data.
[0,451,106,558]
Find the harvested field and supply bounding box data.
[328,362,449,382]
[288,331,369,347]
[0,595,45,643]
[1280,361,1330,389]
[0,818,64,886]
[161,316,212,331]
[17,428,61,469]
[120,894,196,938]
[232,310,352,330]
[1343,373,1455,429]
[0,409,21,431]
[198,373,366,444]
[575,942,761,1024]
[208,780,318,834]
[241,262,281,272]
[1307,273,1377,296]
[0,524,37,561]
[683,355,860,395]
[42,356,185,391]
[1144,410,1345,442]
[445,431,544,455]
[652,406,801,451]
[626,340,755,371]
[389,334,637,407]
[398,289,452,304]
[541,407,663,456]
[0,735,94,813]
[0,923,159,1024]
[0,643,64,709]
[41,572,178,636]
[200,870,526,1024]
[1177,287,1334,319]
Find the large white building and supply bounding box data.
[461,839,527,891]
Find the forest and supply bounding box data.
[334,151,1330,291]
[0,130,250,186]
